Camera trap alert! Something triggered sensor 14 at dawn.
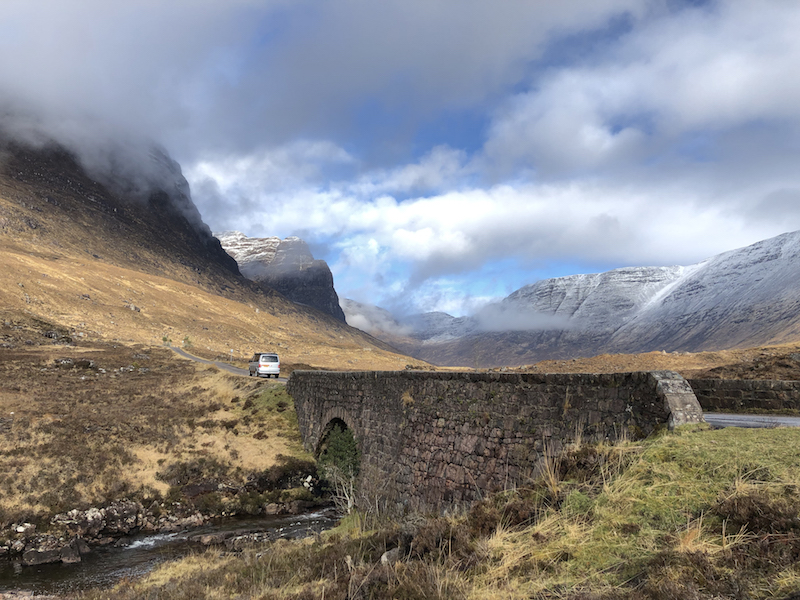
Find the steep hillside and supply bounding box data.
[348,232,800,367]
[0,139,418,371]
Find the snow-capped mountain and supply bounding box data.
[345,231,800,367]
[608,231,800,352]
[216,231,346,322]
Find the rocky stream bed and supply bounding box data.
[0,499,337,597]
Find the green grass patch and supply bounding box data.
[240,384,300,429]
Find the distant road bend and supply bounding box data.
[170,347,288,382]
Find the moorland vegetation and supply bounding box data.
[0,315,319,531]
[77,424,800,600]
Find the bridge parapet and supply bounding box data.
[287,370,704,511]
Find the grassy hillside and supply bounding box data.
[0,141,423,371]
[0,243,417,371]
[0,316,318,526]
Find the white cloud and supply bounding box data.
[475,303,573,333]
[484,0,800,180]
[348,146,470,197]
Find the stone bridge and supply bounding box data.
[286,370,705,511]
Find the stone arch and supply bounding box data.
[314,406,363,457]
[315,417,351,458]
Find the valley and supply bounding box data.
[0,142,418,373]
[3,137,800,600]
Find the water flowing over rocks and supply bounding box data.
[1,495,329,569]
[1,501,205,567]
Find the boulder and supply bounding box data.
[103,500,144,534]
[52,507,105,538]
[22,536,61,566]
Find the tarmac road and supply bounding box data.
[703,412,800,429]
[170,347,288,382]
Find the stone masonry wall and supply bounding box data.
[287,370,704,511]
[688,379,800,413]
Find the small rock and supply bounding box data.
[59,543,81,564]
[75,538,91,555]
[22,538,62,566]
[15,523,35,535]
[264,503,283,515]
[381,547,401,565]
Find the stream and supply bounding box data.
[0,509,339,597]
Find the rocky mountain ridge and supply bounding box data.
[216,231,346,322]
[343,231,800,366]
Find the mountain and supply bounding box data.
[0,138,241,290]
[215,231,346,322]
[0,135,416,370]
[347,232,800,367]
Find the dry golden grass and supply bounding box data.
[0,322,315,525]
[0,240,419,371]
[525,344,800,380]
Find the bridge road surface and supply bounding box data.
[170,347,289,382]
[703,412,800,429]
[169,349,800,427]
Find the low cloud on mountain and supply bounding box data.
[475,304,574,334]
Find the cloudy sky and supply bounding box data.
[2,0,800,317]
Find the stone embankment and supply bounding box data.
[688,378,800,413]
[0,500,205,567]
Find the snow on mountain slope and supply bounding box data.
[499,266,686,333]
[217,231,346,322]
[214,231,284,278]
[352,230,800,366]
[610,231,800,351]
[401,312,478,342]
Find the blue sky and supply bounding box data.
[2,0,800,318]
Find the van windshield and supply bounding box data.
[260,355,278,362]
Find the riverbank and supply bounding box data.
[0,328,333,595]
[1,509,339,597]
[1,494,330,569]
